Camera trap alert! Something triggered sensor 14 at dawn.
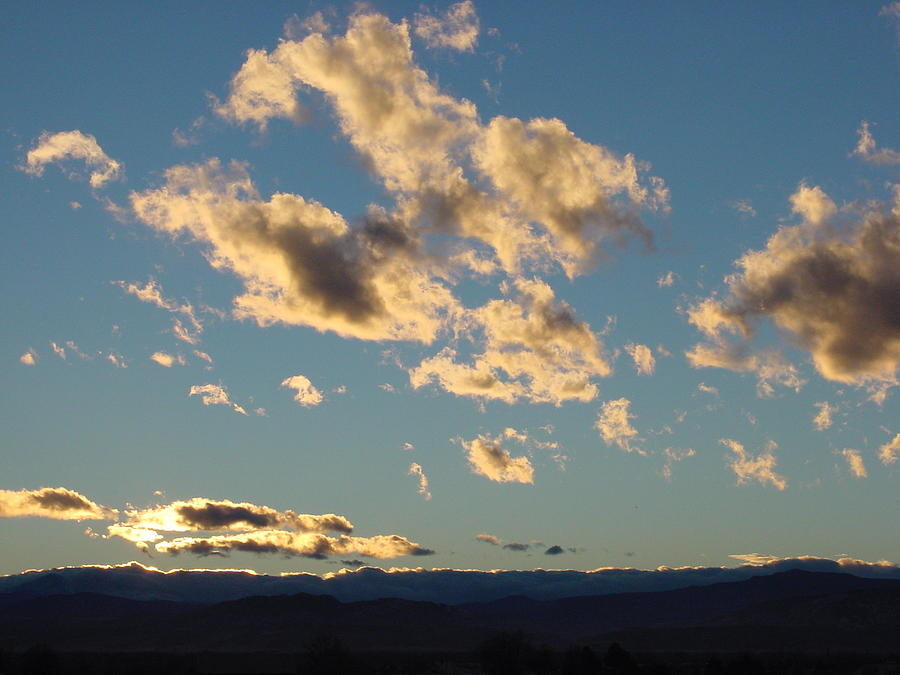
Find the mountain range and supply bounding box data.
[0,569,897,654]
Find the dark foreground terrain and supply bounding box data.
[0,570,898,673]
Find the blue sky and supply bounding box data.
[1,1,898,577]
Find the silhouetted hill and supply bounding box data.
[0,570,897,654]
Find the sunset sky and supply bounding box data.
[2,1,898,578]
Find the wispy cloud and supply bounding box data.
[408,463,432,501]
[840,449,868,478]
[813,401,836,431]
[878,433,900,465]
[188,384,247,415]
[414,1,479,52]
[852,121,900,165]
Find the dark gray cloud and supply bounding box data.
[544,545,564,555]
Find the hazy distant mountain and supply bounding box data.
[0,570,897,654]
[2,557,899,605]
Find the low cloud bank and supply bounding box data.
[1,556,896,605]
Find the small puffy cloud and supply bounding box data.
[121,497,353,535]
[408,463,432,501]
[841,449,868,478]
[662,447,696,481]
[402,442,415,451]
[0,487,116,520]
[697,382,719,397]
[411,278,610,405]
[50,342,66,359]
[281,374,324,407]
[150,351,186,368]
[503,542,531,552]
[878,433,900,464]
[545,545,564,555]
[731,200,757,217]
[657,271,676,288]
[852,121,900,165]
[720,438,787,490]
[23,130,123,188]
[155,531,433,559]
[19,349,37,365]
[414,1,479,52]
[105,352,127,368]
[595,398,642,453]
[70,201,82,210]
[457,432,534,484]
[475,533,501,546]
[687,184,899,387]
[813,401,836,430]
[188,384,247,415]
[625,343,655,375]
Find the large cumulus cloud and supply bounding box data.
[688,184,900,387]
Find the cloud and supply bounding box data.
[878,433,900,465]
[408,463,432,501]
[697,382,719,397]
[731,200,757,217]
[0,487,116,520]
[151,351,186,368]
[852,121,900,165]
[687,184,900,387]
[662,447,696,481]
[23,130,123,188]
[131,160,461,344]
[402,442,415,452]
[120,497,353,535]
[728,553,781,565]
[504,542,531,552]
[105,352,127,368]
[155,531,433,559]
[411,278,611,405]
[475,533,501,546]
[595,398,642,453]
[281,374,324,407]
[656,271,676,288]
[188,384,247,415]
[413,1,479,52]
[114,279,203,344]
[457,432,534,484]
[211,7,665,278]
[18,349,37,365]
[6,557,900,606]
[544,545,564,555]
[813,401,836,430]
[841,449,868,478]
[625,343,655,375]
[720,438,787,490]
[50,342,66,359]
[192,350,213,365]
